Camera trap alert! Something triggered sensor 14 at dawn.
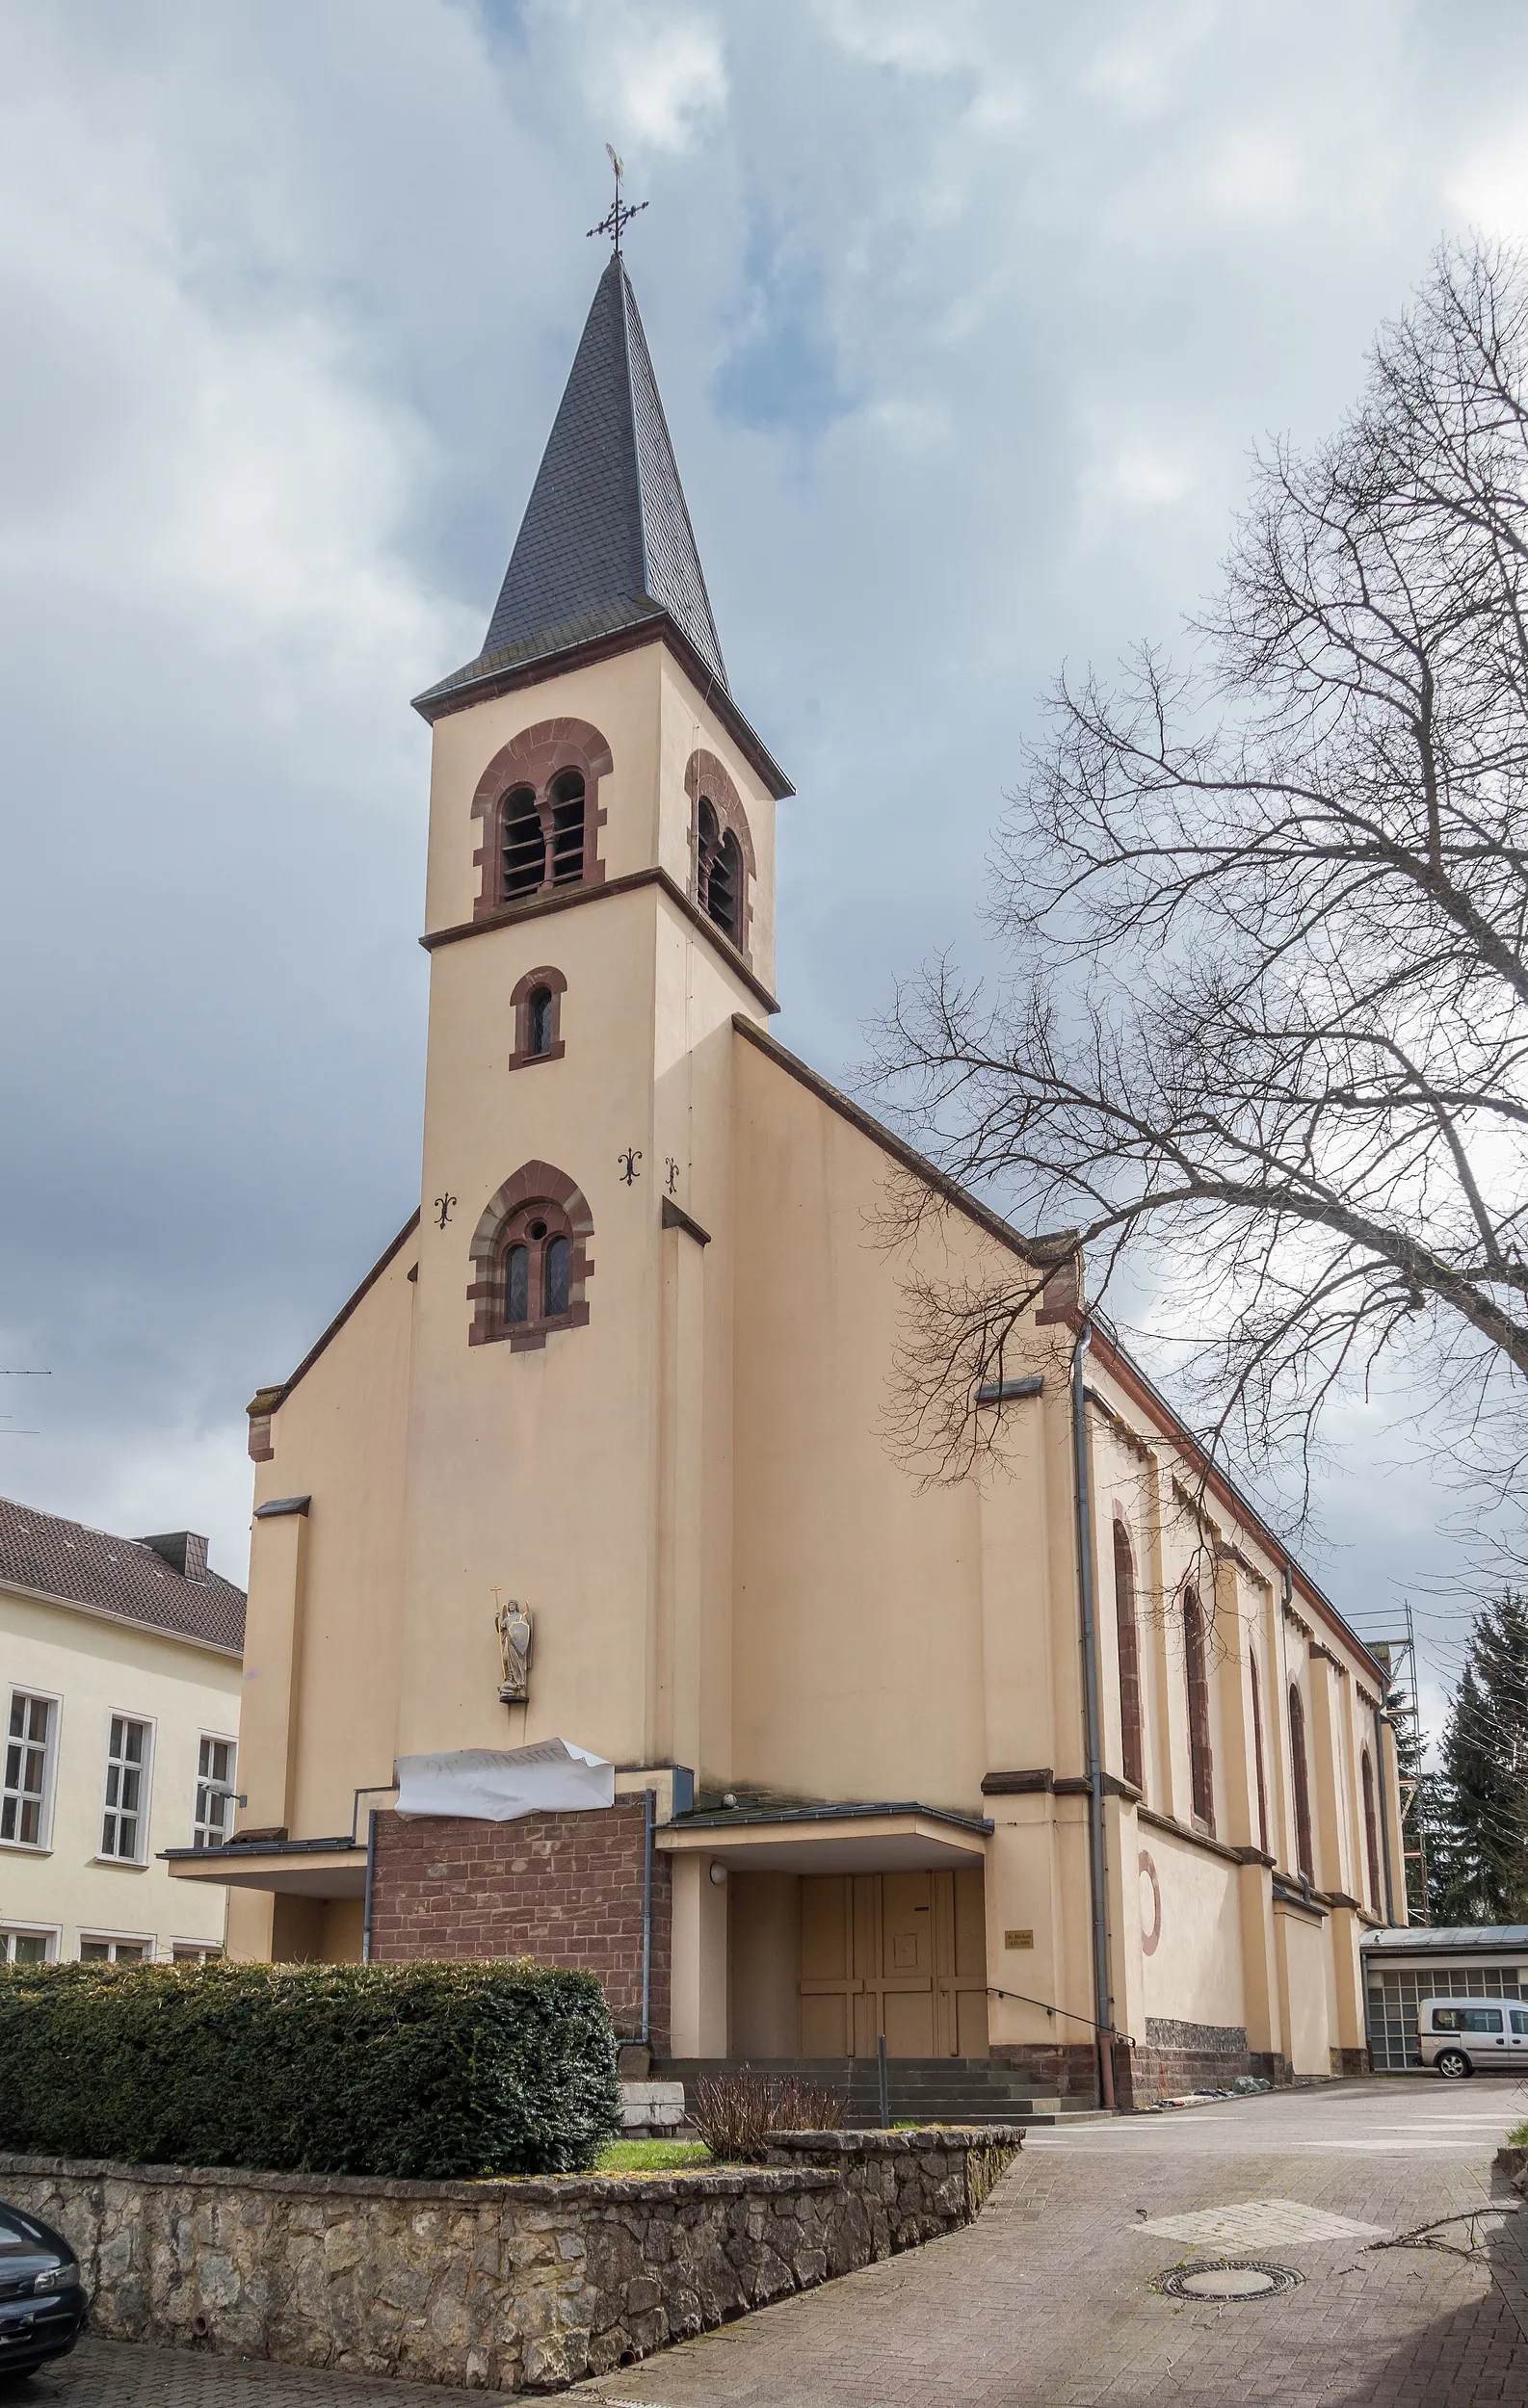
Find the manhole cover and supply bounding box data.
[1156,2259,1302,2301]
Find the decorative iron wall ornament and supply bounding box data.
[619,1147,643,1186]
[434,1192,457,1230]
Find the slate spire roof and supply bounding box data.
[416,253,728,711]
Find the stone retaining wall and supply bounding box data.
[0,2128,1020,2393]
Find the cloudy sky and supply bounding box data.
[4,0,1526,1724]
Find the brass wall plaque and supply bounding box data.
[1004,1928,1035,1950]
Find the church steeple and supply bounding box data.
[418,254,727,711]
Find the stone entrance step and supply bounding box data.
[657,2058,1109,2128]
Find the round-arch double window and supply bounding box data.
[501,1217,572,1329]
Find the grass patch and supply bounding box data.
[595,2139,713,2175]
[1508,2121,1528,2147]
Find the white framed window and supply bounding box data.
[99,1714,154,1864]
[193,1734,237,1849]
[171,1943,222,1965]
[78,1934,152,1964]
[2,1688,59,1849]
[1,1924,59,1966]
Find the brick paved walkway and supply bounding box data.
[12,2081,1528,2404]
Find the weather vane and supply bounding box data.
[587,144,647,259]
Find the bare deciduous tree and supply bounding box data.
[873,240,1528,1510]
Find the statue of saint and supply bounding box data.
[496,1599,534,1702]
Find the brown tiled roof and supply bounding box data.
[0,1496,245,1656]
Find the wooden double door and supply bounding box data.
[799,1869,989,2058]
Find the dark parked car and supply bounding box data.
[0,2204,87,2381]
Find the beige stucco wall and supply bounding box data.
[245,1232,415,1847]
[1139,1829,1246,2029]
[0,1589,238,1961]
[227,629,1399,2081]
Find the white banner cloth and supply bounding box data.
[393,1739,615,1822]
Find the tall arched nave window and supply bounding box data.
[1113,1520,1144,1794]
[1182,1587,1215,1834]
[1288,1682,1315,1882]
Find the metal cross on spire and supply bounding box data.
[587,144,648,259]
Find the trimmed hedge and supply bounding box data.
[0,1959,622,2180]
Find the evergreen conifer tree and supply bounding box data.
[1435,1594,1528,1924]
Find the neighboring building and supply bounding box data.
[1363,1926,1528,2073]
[171,250,1407,2104]
[1,1498,244,1965]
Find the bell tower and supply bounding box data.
[396,245,792,1794]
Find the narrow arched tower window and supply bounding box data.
[501,786,544,899]
[1183,1588,1215,1832]
[549,771,585,884]
[1289,1683,1314,1881]
[528,986,554,1057]
[545,1234,571,1318]
[505,1244,530,1326]
[1113,1521,1144,1793]
[1361,1747,1382,1911]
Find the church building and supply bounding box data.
[170,248,1408,2108]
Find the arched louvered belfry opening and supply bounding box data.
[708,826,742,945]
[548,770,585,884]
[469,720,612,923]
[1113,1520,1144,1793]
[1289,1683,1314,1882]
[501,785,544,900]
[1183,1587,1215,1833]
[686,748,755,963]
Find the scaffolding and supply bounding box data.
[1364,1599,1431,1925]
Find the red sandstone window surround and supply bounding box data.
[1289,1682,1315,1882]
[508,965,567,1070]
[1182,1587,1215,1834]
[685,748,755,966]
[470,720,613,922]
[1113,1521,1144,1795]
[467,1162,593,1350]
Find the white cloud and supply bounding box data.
[0,0,1523,1681]
[1446,126,1528,237]
[577,8,728,153]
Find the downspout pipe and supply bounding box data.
[637,1785,654,2053]
[362,1810,378,1964]
[1374,1703,1396,1926]
[1071,1319,1116,2110]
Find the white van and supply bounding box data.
[1417,1997,1528,2076]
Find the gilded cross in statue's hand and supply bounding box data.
[587,144,648,259]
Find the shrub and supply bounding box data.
[0,1958,621,2180]
[691,2067,845,2162]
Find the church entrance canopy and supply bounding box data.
[655,1800,989,1875]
